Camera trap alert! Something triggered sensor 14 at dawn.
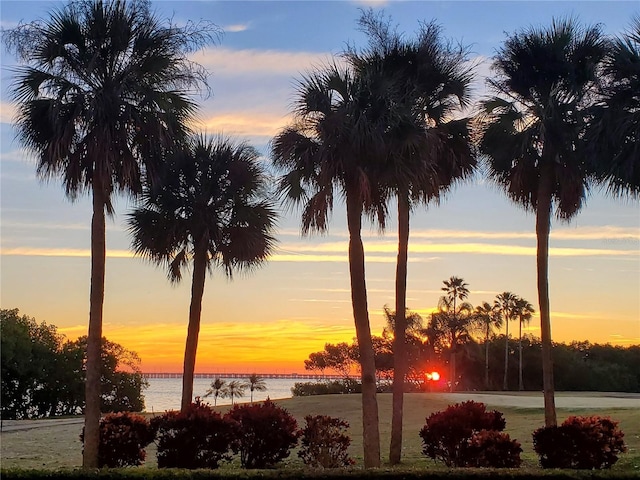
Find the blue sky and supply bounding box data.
[1,1,638,372]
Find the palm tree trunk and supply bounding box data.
[83,184,106,468]
[346,191,380,468]
[181,241,208,412]
[390,193,409,465]
[518,319,524,391]
[503,318,509,390]
[537,167,557,426]
[485,328,490,390]
[449,348,456,392]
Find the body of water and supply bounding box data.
[143,377,300,412]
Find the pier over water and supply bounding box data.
[143,372,344,380]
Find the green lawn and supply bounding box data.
[1,392,638,474]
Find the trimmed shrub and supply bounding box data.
[533,415,627,469]
[419,400,514,468]
[291,379,361,396]
[464,430,522,468]
[151,400,236,469]
[80,412,154,467]
[298,415,354,468]
[226,398,299,468]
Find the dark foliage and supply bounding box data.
[464,430,522,468]
[0,308,146,419]
[225,399,299,469]
[302,335,640,393]
[151,401,236,469]
[80,412,154,467]
[292,380,362,397]
[419,401,511,467]
[298,415,355,468]
[533,415,627,469]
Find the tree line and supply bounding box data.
[303,326,640,393]
[303,277,640,393]
[2,0,638,468]
[0,308,147,420]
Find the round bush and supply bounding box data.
[225,398,299,468]
[151,401,236,469]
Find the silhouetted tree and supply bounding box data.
[3,1,216,465]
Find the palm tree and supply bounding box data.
[430,276,475,392]
[271,63,391,468]
[441,276,470,314]
[245,374,267,403]
[429,294,475,392]
[2,0,215,467]
[479,18,608,425]
[474,301,503,390]
[587,17,640,196]
[203,378,226,406]
[224,380,246,405]
[346,11,476,464]
[128,134,277,412]
[513,297,535,391]
[495,292,517,391]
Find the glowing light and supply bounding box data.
[425,371,440,381]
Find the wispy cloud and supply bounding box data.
[1,247,133,258]
[275,241,639,258]
[278,225,640,242]
[0,102,17,124]
[350,0,389,6]
[223,23,250,33]
[3,240,637,260]
[191,47,336,77]
[195,110,288,139]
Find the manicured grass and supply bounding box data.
[1,392,638,473]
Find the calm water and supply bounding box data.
[143,377,299,412]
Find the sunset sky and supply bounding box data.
[1,1,638,373]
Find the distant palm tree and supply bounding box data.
[128,135,277,412]
[431,277,475,392]
[203,378,227,406]
[495,292,517,391]
[272,63,390,468]
[479,18,609,425]
[224,380,246,405]
[245,374,267,403]
[2,0,215,467]
[441,277,470,315]
[474,301,503,390]
[346,11,476,464]
[514,297,535,391]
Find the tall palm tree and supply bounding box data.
[203,378,226,406]
[442,276,470,315]
[128,134,277,412]
[474,301,503,390]
[245,374,267,403]
[513,297,535,391]
[271,63,391,468]
[429,293,475,392]
[433,276,474,392]
[588,16,640,196]
[3,0,215,467]
[346,11,476,464]
[224,380,246,405]
[495,292,517,390]
[479,18,608,425]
